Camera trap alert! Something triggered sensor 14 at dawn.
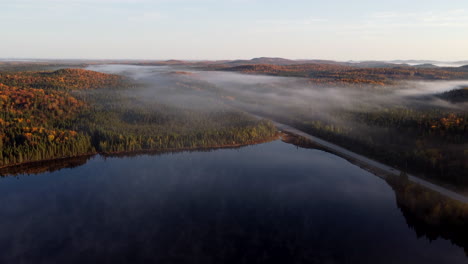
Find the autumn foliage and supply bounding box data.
[0,68,125,90]
[0,68,125,167]
[0,68,277,169]
[222,64,468,86]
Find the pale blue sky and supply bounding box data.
[1,0,468,60]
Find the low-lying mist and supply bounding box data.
[84,64,468,183]
[87,64,467,120]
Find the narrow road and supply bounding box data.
[270,120,468,204]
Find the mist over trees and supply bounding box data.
[108,65,467,188]
[1,62,466,188]
[0,66,277,169]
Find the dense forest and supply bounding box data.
[0,69,117,167]
[0,67,277,169]
[318,112,465,184]
[246,104,468,187]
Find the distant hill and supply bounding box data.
[220,63,468,86]
[345,61,404,68]
[81,58,468,70]
[297,59,339,64]
[391,60,439,65]
[162,60,186,65]
[225,57,359,66]
[222,58,409,68]
[226,57,299,66]
[448,65,468,72]
[389,60,468,67]
[250,57,296,64]
[414,64,439,68]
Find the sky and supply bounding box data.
[1,0,468,61]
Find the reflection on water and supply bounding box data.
[386,175,468,257]
[0,155,92,177]
[0,140,466,264]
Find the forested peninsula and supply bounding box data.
[0,67,277,170]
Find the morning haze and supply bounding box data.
[1,1,468,263]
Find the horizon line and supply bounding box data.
[1,57,468,63]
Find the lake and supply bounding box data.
[0,140,466,264]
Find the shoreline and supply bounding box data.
[0,134,280,176]
[276,123,468,204]
[281,131,398,180]
[0,152,97,172]
[3,123,467,205]
[101,133,280,158]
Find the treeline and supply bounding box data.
[0,132,93,166]
[90,120,275,153]
[0,68,277,169]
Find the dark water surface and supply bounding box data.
[0,140,466,264]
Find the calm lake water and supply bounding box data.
[0,140,466,264]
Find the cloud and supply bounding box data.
[369,9,468,28]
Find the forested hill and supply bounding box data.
[0,68,126,90]
[218,64,468,86]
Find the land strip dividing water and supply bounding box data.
[271,120,468,204]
